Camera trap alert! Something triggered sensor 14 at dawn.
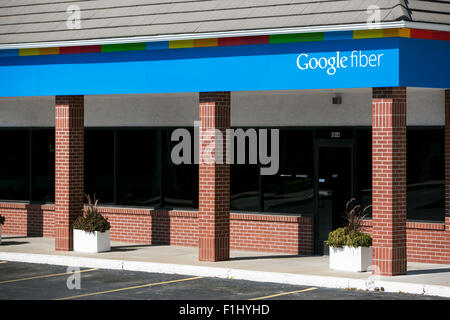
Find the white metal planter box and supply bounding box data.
[73,229,110,253]
[329,246,372,272]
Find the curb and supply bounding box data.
[0,252,449,298]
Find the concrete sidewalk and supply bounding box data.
[0,235,449,298]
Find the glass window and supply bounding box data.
[165,129,198,208]
[31,130,54,202]
[231,164,260,212]
[230,128,260,211]
[407,129,445,222]
[0,130,29,200]
[263,129,314,215]
[117,129,160,206]
[355,129,372,216]
[85,130,115,204]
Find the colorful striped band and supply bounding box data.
[0,28,448,58]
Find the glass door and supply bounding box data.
[314,142,354,255]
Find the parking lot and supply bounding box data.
[0,261,446,301]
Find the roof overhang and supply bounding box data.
[0,20,449,50]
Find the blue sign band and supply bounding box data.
[0,37,447,97]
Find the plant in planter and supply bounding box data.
[73,195,111,253]
[327,198,372,272]
[0,215,4,245]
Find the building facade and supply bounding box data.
[0,1,449,276]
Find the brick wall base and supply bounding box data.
[0,202,313,255]
[3,202,448,262]
[361,220,450,265]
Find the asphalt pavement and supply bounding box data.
[0,261,446,301]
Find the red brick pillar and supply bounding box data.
[372,87,407,276]
[198,92,230,262]
[446,90,450,232]
[54,96,84,251]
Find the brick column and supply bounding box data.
[372,87,407,276]
[54,95,84,251]
[198,92,230,262]
[446,90,450,232]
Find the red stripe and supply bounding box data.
[242,35,270,45]
[432,30,450,41]
[410,29,433,39]
[60,46,81,54]
[79,45,102,53]
[218,35,269,46]
[218,37,247,46]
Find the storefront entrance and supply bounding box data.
[314,140,354,255]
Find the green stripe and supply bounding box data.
[101,43,147,52]
[270,32,324,44]
[295,32,324,42]
[269,34,299,44]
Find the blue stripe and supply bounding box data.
[324,31,354,41]
[146,41,169,50]
[0,49,19,58]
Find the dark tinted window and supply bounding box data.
[231,164,260,212]
[31,130,54,202]
[355,129,372,215]
[165,129,198,208]
[263,129,314,214]
[117,130,161,206]
[85,130,115,204]
[230,128,260,211]
[0,130,29,200]
[407,129,445,221]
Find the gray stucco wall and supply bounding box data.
[0,96,54,127]
[85,93,199,127]
[407,88,445,126]
[0,88,444,127]
[232,88,373,127]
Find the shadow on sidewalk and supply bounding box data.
[407,268,450,275]
[229,254,314,261]
[0,241,29,246]
[1,235,41,240]
[110,244,154,252]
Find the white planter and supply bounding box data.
[73,229,110,253]
[329,246,372,272]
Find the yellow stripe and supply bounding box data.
[0,261,8,264]
[19,48,40,56]
[0,268,98,284]
[39,47,60,55]
[249,287,318,300]
[353,29,384,39]
[55,276,203,300]
[169,40,194,49]
[382,28,401,38]
[398,28,411,38]
[194,38,218,47]
[383,28,411,38]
